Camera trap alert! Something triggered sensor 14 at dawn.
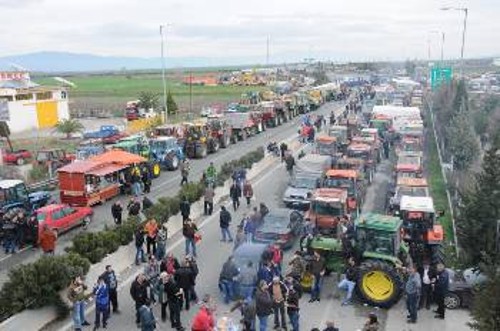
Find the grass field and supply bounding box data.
[34,74,266,115]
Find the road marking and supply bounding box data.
[0,246,31,263]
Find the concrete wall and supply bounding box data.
[6,100,38,132]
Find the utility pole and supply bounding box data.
[266,35,270,66]
[189,71,193,118]
[440,7,468,78]
[160,24,168,123]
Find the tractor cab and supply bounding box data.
[323,169,363,216]
[389,177,429,215]
[334,157,370,184]
[399,136,423,154]
[315,135,338,156]
[395,152,423,178]
[0,179,51,213]
[149,136,185,171]
[304,188,348,235]
[328,125,348,152]
[113,135,150,158]
[370,114,392,135]
[361,128,380,142]
[399,196,443,246]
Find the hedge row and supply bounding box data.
[0,146,266,322]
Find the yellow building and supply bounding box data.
[0,71,69,133]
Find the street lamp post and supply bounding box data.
[429,30,446,66]
[160,24,169,123]
[441,7,468,77]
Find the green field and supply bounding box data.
[34,74,266,115]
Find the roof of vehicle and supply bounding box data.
[356,213,402,232]
[90,150,147,165]
[329,125,347,131]
[312,188,348,202]
[361,128,379,134]
[0,179,24,189]
[309,236,342,250]
[397,177,428,187]
[58,160,102,173]
[150,136,177,142]
[352,136,375,144]
[337,157,365,165]
[326,169,358,179]
[233,243,268,259]
[316,135,336,142]
[36,203,65,213]
[264,208,294,220]
[348,142,372,151]
[400,196,435,213]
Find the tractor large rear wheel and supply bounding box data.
[356,260,403,308]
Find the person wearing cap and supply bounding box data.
[101,265,119,313]
[191,295,215,331]
[255,280,273,331]
[269,276,287,330]
[93,275,110,330]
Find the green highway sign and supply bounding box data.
[430,67,453,89]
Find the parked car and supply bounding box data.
[254,209,304,249]
[35,204,93,237]
[1,148,32,165]
[445,268,487,310]
[283,173,320,210]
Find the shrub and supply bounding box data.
[0,253,90,320]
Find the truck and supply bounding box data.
[83,125,127,144]
[225,105,263,142]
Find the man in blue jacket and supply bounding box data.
[93,276,110,330]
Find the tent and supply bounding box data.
[90,150,147,165]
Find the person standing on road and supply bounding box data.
[130,273,150,327]
[230,298,256,331]
[155,224,168,261]
[219,206,233,242]
[286,285,300,331]
[243,180,254,207]
[269,276,287,330]
[161,252,180,275]
[405,265,421,324]
[142,167,152,194]
[255,280,273,331]
[144,256,160,303]
[111,201,123,225]
[229,181,242,211]
[191,295,215,331]
[139,298,157,331]
[419,262,435,310]
[203,184,215,216]
[234,225,245,250]
[285,153,296,177]
[67,275,91,331]
[156,272,170,323]
[279,142,288,163]
[239,261,257,301]
[92,275,110,330]
[164,273,185,330]
[186,255,199,302]
[144,219,159,257]
[434,263,449,320]
[182,218,198,257]
[337,257,358,306]
[308,250,326,303]
[38,224,57,255]
[180,160,190,186]
[128,198,141,218]
[101,265,119,314]
[175,260,195,311]
[180,196,191,221]
[135,226,146,265]
[288,251,306,282]
[219,256,240,304]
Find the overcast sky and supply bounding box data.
[1,0,499,63]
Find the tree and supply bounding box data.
[54,118,84,139]
[469,268,500,331]
[446,111,479,171]
[0,121,13,151]
[138,91,159,112]
[456,138,500,266]
[166,91,178,115]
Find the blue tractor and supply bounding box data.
[0,180,51,213]
[149,136,185,171]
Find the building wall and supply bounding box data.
[6,100,38,132]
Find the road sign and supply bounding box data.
[430,67,453,89]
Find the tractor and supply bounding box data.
[34,148,75,176]
[315,135,338,157]
[346,142,377,183]
[206,115,232,148]
[112,135,161,178]
[328,125,348,153]
[394,151,423,179]
[388,177,429,215]
[183,122,219,158]
[304,188,349,235]
[149,136,185,171]
[323,169,365,217]
[399,196,445,267]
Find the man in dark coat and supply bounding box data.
[130,273,149,325]
[434,263,449,319]
[180,196,191,221]
[174,261,195,311]
[164,274,185,330]
[229,182,242,211]
[219,206,233,242]
[111,202,123,225]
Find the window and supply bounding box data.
[61,91,67,99]
[37,212,47,222]
[51,209,66,220]
[62,207,76,216]
[36,92,52,100]
[15,94,33,101]
[14,183,28,201]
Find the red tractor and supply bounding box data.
[206,114,233,148]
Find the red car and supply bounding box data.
[35,204,93,237]
[2,148,32,165]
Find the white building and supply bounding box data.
[0,71,69,133]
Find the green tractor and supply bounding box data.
[112,135,162,178]
[301,213,410,308]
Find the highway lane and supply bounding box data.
[0,101,345,285]
[49,132,471,331]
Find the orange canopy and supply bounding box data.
[326,169,358,179]
[90,150,147,165]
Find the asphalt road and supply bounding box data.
[0,101,343,285]
[47,113,471,331]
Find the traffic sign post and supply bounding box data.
[430,67,453,89]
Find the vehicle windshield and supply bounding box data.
[397,171,418,178]
[347,149,369,160]
[150,140,166,151]
[357,228,395,256]
[398,155,420,165]
[396,187,428,199]
[317,142,335,155]
[323,178,354,195]
[36,152,50,162]
[312,201,343,216]
[291,177,317,189]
